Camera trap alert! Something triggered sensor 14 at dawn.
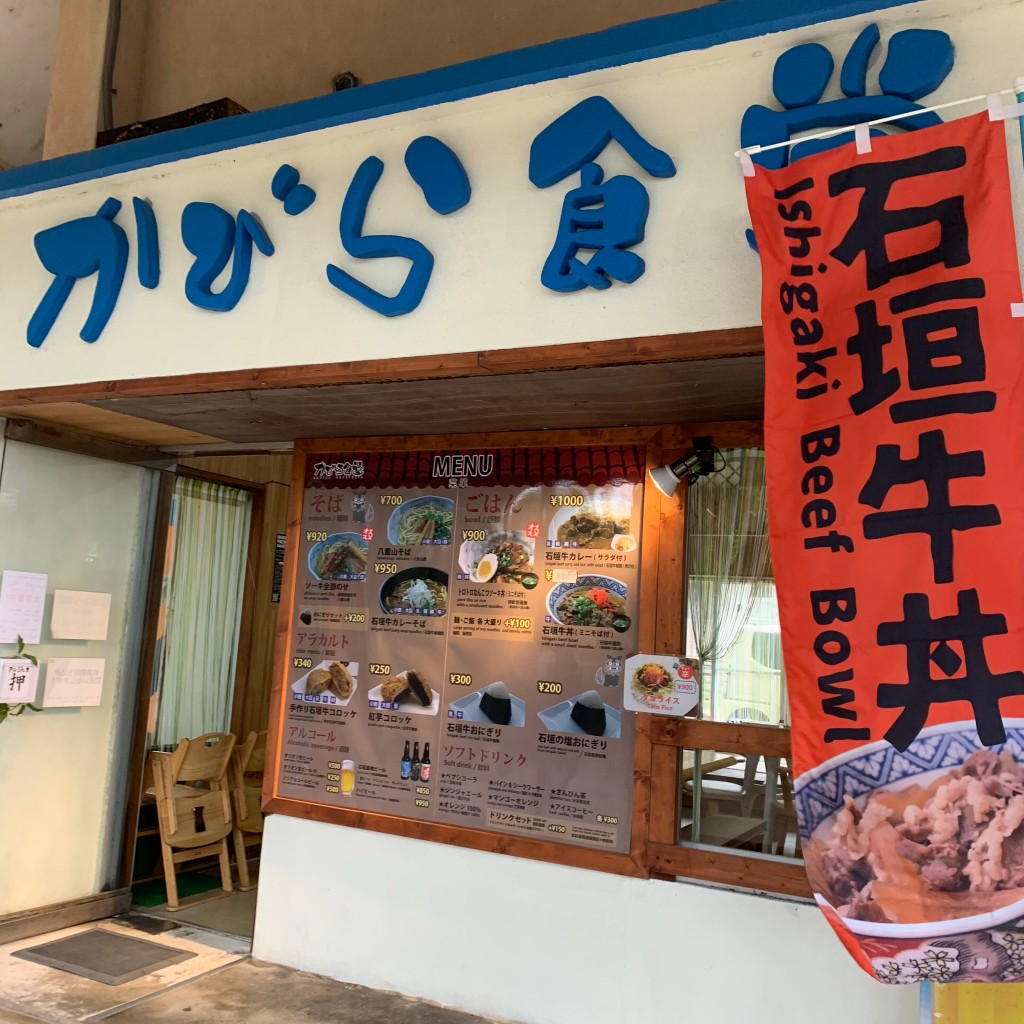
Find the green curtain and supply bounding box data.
[154,476,252,747]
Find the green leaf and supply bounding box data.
[0,704,8,725]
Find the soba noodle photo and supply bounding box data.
[311,535,369,579]
[391,499,454,544]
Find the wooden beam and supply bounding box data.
[3,417,174,468]
[43,0,111,159]
[264,795,643,877]
[0,329,764,407]
[646,842,812,898]
[651,718,792,758]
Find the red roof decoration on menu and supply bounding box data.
[305,446,646,489]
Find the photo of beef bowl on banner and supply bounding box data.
[745,110,1024,984]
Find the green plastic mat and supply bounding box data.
[131,871,222,907]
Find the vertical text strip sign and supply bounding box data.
[746,113,1024,983]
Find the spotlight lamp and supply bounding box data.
[649,436,723,497]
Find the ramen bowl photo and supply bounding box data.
[795,720,1024,983]
[378,567,449,617]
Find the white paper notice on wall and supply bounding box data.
[0,658,39,704]
[0,570,48,644]
[42,658,105,708]
[50,590,112,641]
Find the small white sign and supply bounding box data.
[51,590,112,641]
[0,570,47,645]
[42,658,106,708]
[0,658,39,704]
[623,653,700,718]
[548,569,578,584]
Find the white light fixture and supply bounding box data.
[649,436,722,497]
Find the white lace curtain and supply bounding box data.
[686,447,773,669]
[153,476,252,747]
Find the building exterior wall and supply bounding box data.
[110,0,711,126]
[254,815,917,1024]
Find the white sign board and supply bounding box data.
[0,570,47,644]
[0,658,39,704]
[622,653,700,717]
[50,590,112,641]
[42,658,105,708]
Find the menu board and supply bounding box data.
[276,444,646,853]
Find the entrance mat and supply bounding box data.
[13,928,196,985]
[132,871,221,907]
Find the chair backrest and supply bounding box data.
[232,730,268,833]
[246,731,268,775]
[176,732,236,785]
[152,740,235,848]
[236,730,267,775]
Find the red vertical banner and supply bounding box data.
[746,112,1024,983]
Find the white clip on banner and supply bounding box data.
[855,123,872,154]
[988,92,1024,121]
[1011,303,1024,318]
[739,149,756,178]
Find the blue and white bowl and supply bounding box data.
[796,719,1024,967]
[795,720,1024,837]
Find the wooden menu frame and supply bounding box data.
[264,425,690,878]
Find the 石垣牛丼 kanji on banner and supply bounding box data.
[746,111,1024,983]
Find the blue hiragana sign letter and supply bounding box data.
[182,202,274,312]
[28,197,130,347]
[326,136,469,317]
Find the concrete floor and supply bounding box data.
[140,889,259,939]
[90,960,497,1023]
[0,933,499,1019]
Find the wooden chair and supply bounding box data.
[230,730,267,890]
[151,732,237,910]
[770,758,802,858]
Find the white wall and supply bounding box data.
[254,814,917,1024]
[1,0,1021,393]
[0,439,155,916]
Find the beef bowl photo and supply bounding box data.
[795,720,1024,983]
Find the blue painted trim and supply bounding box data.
[0,0,917,201]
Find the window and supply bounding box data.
[645,444,808,898]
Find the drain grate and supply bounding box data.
[14,928,196,985]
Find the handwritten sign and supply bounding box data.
[0,570,47,644]
[50,590,112,641]
[42,658,105,708]
[0,658,39,704]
